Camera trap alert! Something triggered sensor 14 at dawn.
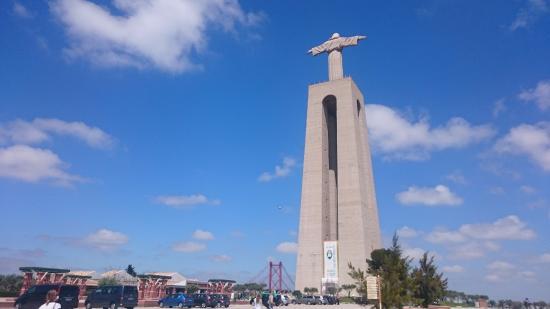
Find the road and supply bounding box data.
[145,305,368,309]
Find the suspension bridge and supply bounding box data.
[246,261,295,291]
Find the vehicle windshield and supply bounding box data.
[123,287,136,295]
[59,286,79,296]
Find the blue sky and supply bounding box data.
[1,0,550,301]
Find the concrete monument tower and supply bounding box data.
[295,33,382,293]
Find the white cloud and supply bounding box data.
[276,242,297,254]
[427,216,534,261]
[519,80,550,110]
[446,170,467,185]
[520,185,536,194]
[50,0,261,73]
[84,229,128,250]
[448,241,500,260]
[488,261,515,271]
[192,229,214,240]
[489,186,505,195]
[172,241,206,253]
[231,230,245,238]
[510,0,549,31]
[428,216,535,244]
[258,157,296,182]
[425,229,466,244]
[495,122,550,171]
[484,274,501,282]
[484,260,536,283]
[0,145,82,185]
[442,265,465,273]
[365,104,495,160]
[210,254,231,262]
[538,253,550,263]
[396,226,419,238]
[403,247,425,260]
[0,118,113,149]
[518,270,536,280]
[396,185,463,206]
[154,194,220,208]
[459,215,536,241]
[13,2,33,18]
[493,99,507,118]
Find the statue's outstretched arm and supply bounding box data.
[308,44,326,56]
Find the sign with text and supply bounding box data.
[323,241,338,281]
[366,275,379,300]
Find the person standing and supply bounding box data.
[39,290,61,309]
[251,294,262,309]
[268,292,274,309]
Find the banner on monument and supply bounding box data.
[323,241,338,281]
[366,275,379,300]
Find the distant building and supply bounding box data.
[19,266,232,302]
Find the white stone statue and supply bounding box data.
[308,33,366,81]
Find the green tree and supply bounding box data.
[326,286,337,295]
[98,276,120,286]
[292,290,302,299]
[341,284,356,298]
[186,284,199,294]
[0,275,23,297]
[233,284,247,292]
[125,265,137,277]
[411,252,448,307]
[347,264,368,297]
[303,287,318,295]
[349,233,413,308]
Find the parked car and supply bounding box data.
[84,285,138,309]
[191,294,217,308]
[210,294,229,308]
[314,295,326,305]
[158,293,194,308]
[15,284,80,309]
[290,296,301,305]
[300,295,320,305]
[323,295,339,305]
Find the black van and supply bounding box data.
[191,294,217,308]
[84,285,138,309]
[15,284,80,309]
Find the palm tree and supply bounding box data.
[341,284,356,298]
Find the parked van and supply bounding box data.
[84,285,138,309]
[15,285,80,309]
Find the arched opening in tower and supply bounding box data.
[323,95,338,241]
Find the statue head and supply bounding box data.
[330,33,340,40]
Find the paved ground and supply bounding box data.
[144,305,368,309]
